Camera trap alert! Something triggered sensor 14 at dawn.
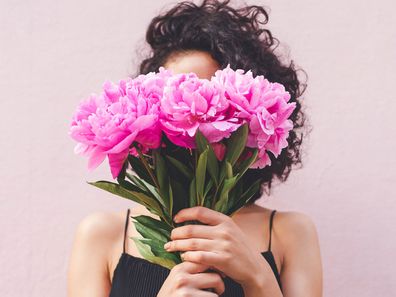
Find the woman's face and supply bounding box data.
[163,50,220,80]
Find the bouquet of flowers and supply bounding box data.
[69,64,296,269]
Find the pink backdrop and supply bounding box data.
[1,0,395,296]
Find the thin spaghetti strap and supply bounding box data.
[268,210,277,252]
[123,208,130,254]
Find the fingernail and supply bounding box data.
[173,216,179,223]
[164,242,170,249]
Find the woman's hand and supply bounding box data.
[164,206,271,290]
[157,261,225,297]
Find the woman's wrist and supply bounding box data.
[241,256,283,297]
[242,276,283,297]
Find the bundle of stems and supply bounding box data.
[88,123,260,269]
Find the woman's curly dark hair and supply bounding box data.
[133,0,310,204]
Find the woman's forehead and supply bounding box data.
[163,50,220,79]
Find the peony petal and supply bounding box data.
[134,125,162,148]
[211,142,226,161]
[211,120,241,132]
[108,148,129,179]
[128,114,158,132]
[249,149,271,169]
[198,123,233,143]
[165,132,196,148]
[87,146,107,171]
[74,143,89,155]
[105,131,138,154]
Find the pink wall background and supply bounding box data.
[1,0,395,296]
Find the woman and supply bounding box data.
[67,0,322,296]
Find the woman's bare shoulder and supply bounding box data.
[263,207,323,293]
[68,206,148,296]
[266,207,321,271]
[68,205,149,285]
[273,209,319,244]
[74,205,148,249]
[244,204,320,275]
[240,204,319,253]
[246,204,318,234]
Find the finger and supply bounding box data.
[170,224,213,240]
[164,238,215,252]
[189,272,225,295]
[174,260,211,274]
[181,251,223,267]
[180,255,225,278]
[191,289,219,297]
[201,266,227,279]
[174,206,228,225]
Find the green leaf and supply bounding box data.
[203,178,214,199]
[126,173,167,210]
[168,176,174,218]
[133,220,169,243]
[214,175,239,213]
[170,178,189,216]
[203,196,212,208]
[195,148,208,205]
[195,130,219,185]
[225,123,249,166]
[189,177,197,207]
[133,145,160,189]
[116,177,143,193]
[201,178,214,208]
[225,161,233,179]
[194,129,208,155]
[218,159,233,187]
[131,215,172,233]
[226,179,262,216]
[227,182,244,210]
[166,155,193,180]
[139,238,180,263]
[130,237,178,269]
[234,148,259,178]
[153,150,167,192]
[153,150,170,212]
[87,180,164,219]
[128,155,155,186]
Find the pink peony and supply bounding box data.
[210,142,226,161]
[159,72,242,148]
[69,67,172,178]
[211,65,296,168]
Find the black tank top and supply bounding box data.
[109,209,282,296]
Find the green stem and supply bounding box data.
[134,144,161,193]
[194,149,199,206]
[211,179,222,209]
[162,215,174,228]
[134,145,175,227]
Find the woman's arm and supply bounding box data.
[277,211,323,297]
[166,207,323,297]
[242,211,323,297]
[67,212,119,297]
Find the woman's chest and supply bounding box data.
[109,253,247,297]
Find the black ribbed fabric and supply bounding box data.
[109,209,282,297]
